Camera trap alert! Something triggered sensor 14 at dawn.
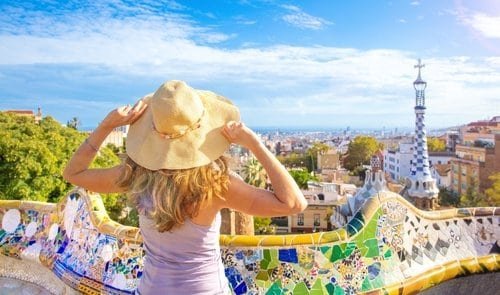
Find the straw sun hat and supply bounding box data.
[126,80,240,170]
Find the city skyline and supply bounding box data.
[0,0,499,128]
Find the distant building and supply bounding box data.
[281,182,346,233]
[383,141,413,182]
[431,164,451,188]
[450,134,500,196]
[318,149,340,181]
[460,116,500,146]
[102,125,129,148]
[4,107,42,123]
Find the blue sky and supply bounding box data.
[0,0,499,129]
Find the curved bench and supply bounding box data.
[0,188,498,294]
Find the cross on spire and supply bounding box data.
[414,58,425,79]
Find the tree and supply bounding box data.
[438,187,460,207]
[288,168,318,189]
[307,142,330,172]
[343,136,383,171]
[485,172,500,206]
[350,166,368,180]
[0,112,120,204]
[254,216,275,234]
[66,117,81,130]
[427,137,446,152]
[459,178,486,207]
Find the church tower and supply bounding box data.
[407,59,439,210]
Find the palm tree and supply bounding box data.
[242,158,267,188]
[67,117,81,130]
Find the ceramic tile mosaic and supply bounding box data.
[0,189,499,294]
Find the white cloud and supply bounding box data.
[233,16,257,25]
[398,19,407,23]
[281,5,332,30]
[410,1,420,6]
[465,13,500,39]
[0,1,498,128]
[449,8,500,39]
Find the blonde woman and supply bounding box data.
[63,80,307,294]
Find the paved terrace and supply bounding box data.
[0,188,498,294]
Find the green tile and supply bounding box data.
[320,246,330,254]
[371,275,384,289]
[383,249,392,259]
[261,249,279,270]
[363,238,379,258]
[310,279,327,295]
[266,281,283,295]
[343,242,357,257]
[361,276,372,291]
[333,286,345,295]
[325,283,335,295]
[256,270,270,281]
[293,282,310,295]
[329,245,345,262]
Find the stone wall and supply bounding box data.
[0,188,498,294]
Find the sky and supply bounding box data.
[0,0,499,129]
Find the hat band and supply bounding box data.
[152,110,205,140]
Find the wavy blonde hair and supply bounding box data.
[117,156,230,232]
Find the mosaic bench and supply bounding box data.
[0,188,498,294]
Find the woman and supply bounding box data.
[63,80,307,294]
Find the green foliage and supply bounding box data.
[459,178,486,207]
[66,117,81,130]
[288,168,318,189]
[485,172,500,206]
[438,187,460,207]
[0,112,120,203]
[349,166,368,180]
[307,142,330,172]
[344,136,383,171]
[277,153,312,171]
[242,158,267,188]
[427,137,446,152]
[104,193,139,227]
[254,216,275,234]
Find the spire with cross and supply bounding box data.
[414,58,425,80]
[407,58,438,209]
[413,58,427,108]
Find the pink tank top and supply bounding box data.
[136,199,231,295]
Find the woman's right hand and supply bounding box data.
[222,121,260,150]
[100,99,148,130]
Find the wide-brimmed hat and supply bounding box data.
[126,80,240,170]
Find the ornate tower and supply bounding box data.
[407,59,439,210]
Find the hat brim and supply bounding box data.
[126,90,240,170]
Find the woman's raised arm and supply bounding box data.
[219,122,307,217]
[62,101,147,193]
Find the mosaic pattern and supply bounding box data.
[0,189,499,294]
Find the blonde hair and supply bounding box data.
[117,156,229,232]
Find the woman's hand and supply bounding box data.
[222,121,260,150]
[100,99,148,130]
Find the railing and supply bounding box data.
[0,188,498,294]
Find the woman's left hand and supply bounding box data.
[100,99,148,130]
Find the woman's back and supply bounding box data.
[62,80,307,294]
[137,198,230,294]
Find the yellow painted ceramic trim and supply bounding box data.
[0,188,498,248]
[366,254,500,295]
[0,199,56,212]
